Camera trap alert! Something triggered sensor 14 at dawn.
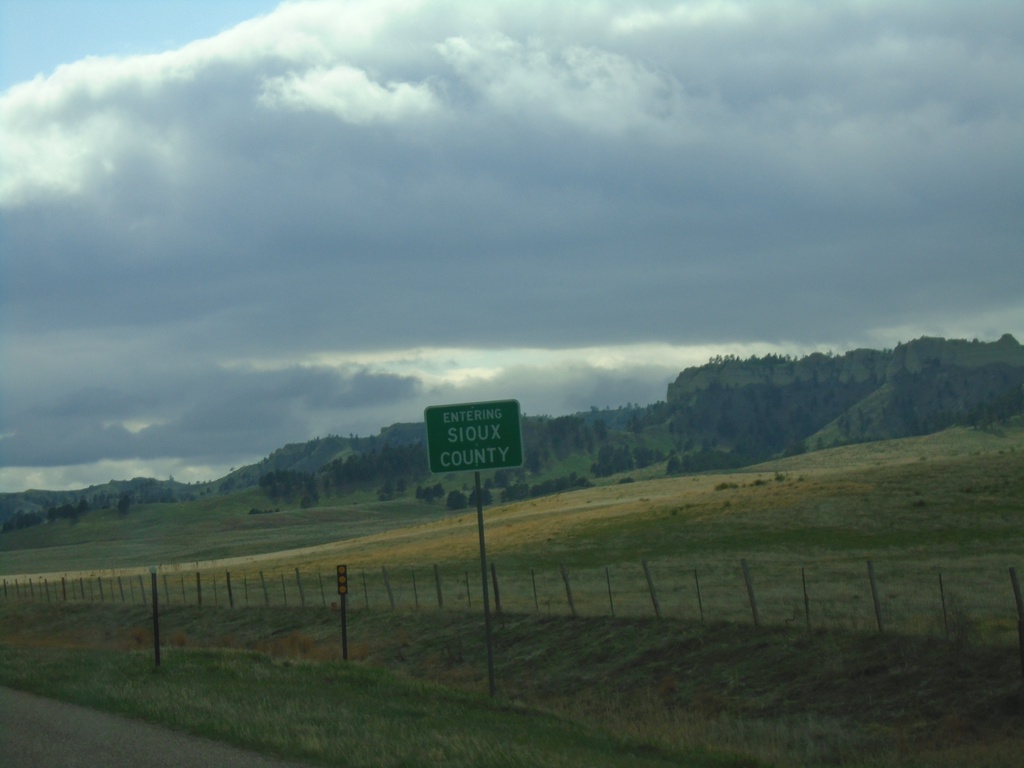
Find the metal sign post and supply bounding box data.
[472,469,495,696]
[424,399,523,697]
[149,566,160,668]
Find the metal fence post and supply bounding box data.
[742,559,760,627]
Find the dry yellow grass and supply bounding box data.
[7,425,1022,640]
[152,425,1023,577]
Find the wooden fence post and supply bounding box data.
[802,567,811,634]
[180,575,187,604]
[117,576,126,604]
[1010,567,1024,620]
[867,560,884,633]
[61,577,67,602]
[1010,567,1024,679]
[741,559,760,627]
[163,575,170,604]
[694,569,705,622]
[295,568,305,607]
[280,574,288,607]
[227,572,235,609]
[149,567,160,668]
[213,576,219,607]
[363,570,370,609]
[642,560,661,619]
[138,575,147,606]
[531,569,539,612]
[196,572,202,607]
[318,572,326,607]
[97,577,104,603]
[464,571,471,608]
[606,567,615,617]
[382,566,395,609]
[560,565,577,618]
[412,569,420,610]
[259,571,269,606]
[938,572,948,637]
[434,565,444,610]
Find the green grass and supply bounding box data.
[4,601,1024,767]
[0,492,459,574]
[0,612,751,768]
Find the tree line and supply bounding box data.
[1,493,133,534]
[254,416,621,506]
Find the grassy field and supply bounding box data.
[9,425,1017,638]
[5,424,1024,578]
[2,600,1023,767]
[0,615,738,768]
[0,488,457,575]
[3,424,1024,766]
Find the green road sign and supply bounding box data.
[425,399,523,473]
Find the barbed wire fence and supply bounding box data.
[4,559,1023,651]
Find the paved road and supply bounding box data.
[1,687,319,768]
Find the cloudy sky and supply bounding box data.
[1,1,1022,493]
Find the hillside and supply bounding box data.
[658,333,1024,461]
[3,334,1023,531]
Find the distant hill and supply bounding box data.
[0,476,194,528]
[210,425,427,495]
[3,334,1023,529]
[659,333,1024,460]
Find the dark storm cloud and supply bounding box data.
[1,363,421,467]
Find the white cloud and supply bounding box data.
[436,34,689,138]
[0,54,197,204]
[260,64,440,123]
[611,1,750,35]
[0,459,244,494]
